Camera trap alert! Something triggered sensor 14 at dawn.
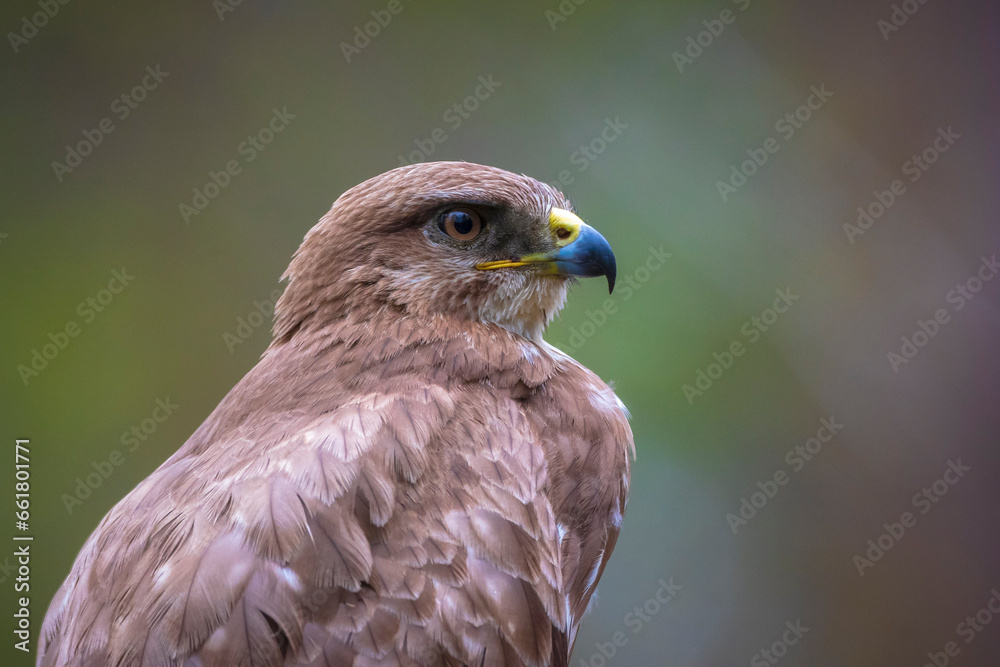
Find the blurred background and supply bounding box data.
[3,1,999,665]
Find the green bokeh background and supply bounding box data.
[3,1,999,665]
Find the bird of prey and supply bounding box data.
[39,161,634,667]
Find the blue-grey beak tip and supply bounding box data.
[552,224,617,294]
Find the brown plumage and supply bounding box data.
[39,161,634,667]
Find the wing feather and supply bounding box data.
[38,321,632,667]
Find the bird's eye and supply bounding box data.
[439,208,482,241]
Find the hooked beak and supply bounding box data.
[475,208,618,293]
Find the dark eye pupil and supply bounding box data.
[451,212,473,235]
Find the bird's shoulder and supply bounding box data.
[40,322,595,666]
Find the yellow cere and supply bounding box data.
[548,207,582,247]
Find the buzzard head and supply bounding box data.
[274,161,616,342]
